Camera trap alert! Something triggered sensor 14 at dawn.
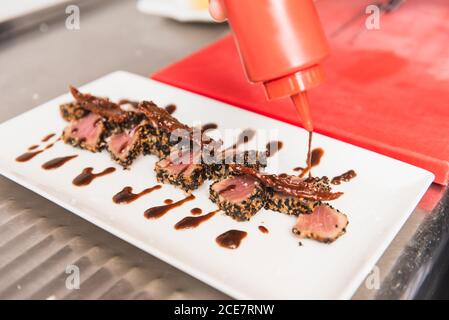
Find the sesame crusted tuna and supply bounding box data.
[265,177,331,215]
[62,113,106,152]
[292,204,348,243]
[205,149,267,180]
[155,148,205,192]
[209,175,266,221]
[106,124,145,168]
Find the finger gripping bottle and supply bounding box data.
[223,0,329,131]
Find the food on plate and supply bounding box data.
[61,87,145,155]
[205,149,267,180]
[137,101,190,158]
[264,177,331,215]
[59,102,89,121]
[265,189,317,216]
[292,204,348,243]
[106,125,146,167]
[209,175,266,221]
[155,148,206,192]
[62,113,107,152]
[58,87,354,244]
[229,165,342,201]
[69,86,144,128]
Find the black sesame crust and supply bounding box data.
[154,160,205,192]
[264,177,333,215]
[263,177,331,215]
[292,228,346,244]
[303,176,332,192]
[110,112,146,131]
[264,188,319,216]
[205,150,267,180]
[111,145,142,168]
[60,102,89,122]
[141,125,178,159]
[209,178,266,221]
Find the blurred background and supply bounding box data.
[1,0,213,26]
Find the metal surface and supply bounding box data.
[0,0,448,300]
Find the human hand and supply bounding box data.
[208,0,227,21]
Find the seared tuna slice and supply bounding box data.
[139,101,193,158]
[59,102,89,122]
[292,204,348,243]
[138,101,192,158]
[209,175,266,221]
[106,125,144,168]
[206,150,267,180]
[62,113,106,152]
[69,86,145,130]
[265,177,331,215]
[154,149,205,192]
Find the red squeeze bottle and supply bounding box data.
[222,0,330,132]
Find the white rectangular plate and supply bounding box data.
[0,71,433,299]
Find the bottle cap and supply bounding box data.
[262,64,325,100]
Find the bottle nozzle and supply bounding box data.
[291,92,314,132]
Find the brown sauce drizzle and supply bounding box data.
[16,142,56,162]
[258,226,269,234]
[113,185,162,204]
[41,133,56,142]
[28,145,39,151]
[42,155,78,170]
[265,141,283,157]
[331,170,357,185]
[144,194,195,219]
[200,123,218,134]
[174,210,219,230]
[218,184,236,195]
[16,150,44,162]
[164,104,177,115]
[45,142,56,150]
[164,199,173,205]
[72,167,116,186]
[299,147,324,178]
[307,132,313,168]
[190,208,202,215]
[216,230,247,249]
[311,148,324,167]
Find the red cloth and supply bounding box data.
[152,0,449,185]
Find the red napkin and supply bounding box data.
[152,0,449,185]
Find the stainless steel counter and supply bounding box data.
[0,0,448,300]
